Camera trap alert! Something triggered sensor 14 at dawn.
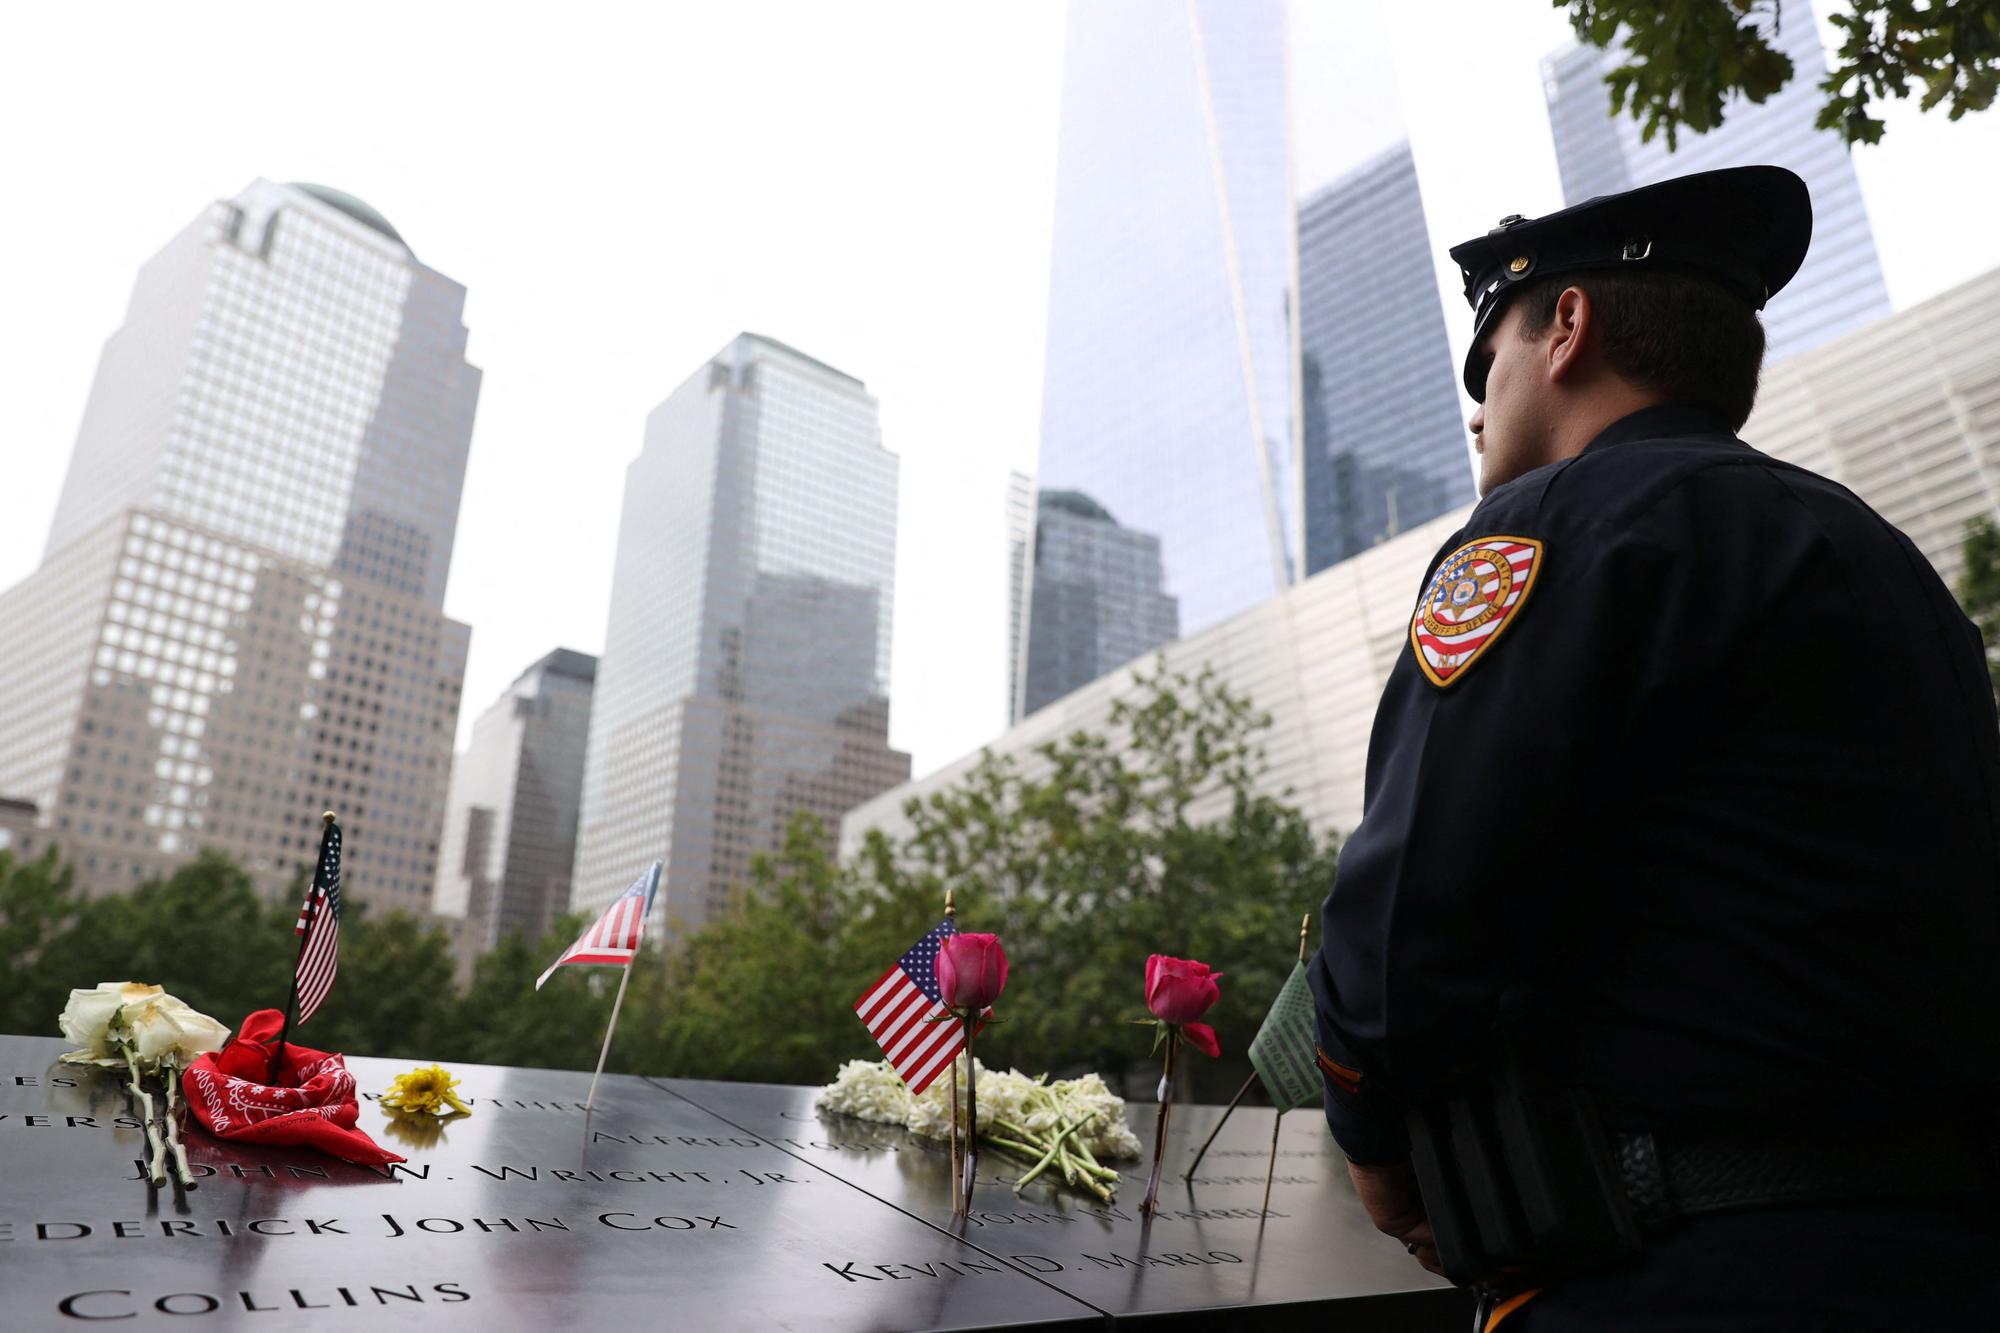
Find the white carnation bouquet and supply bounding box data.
[59,982,231,1188]
[819,1056,1142,1202]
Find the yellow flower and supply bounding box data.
[381,1064,470,1117]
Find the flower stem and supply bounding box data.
[1013,1118,1080,1190]
[162,1062,196,1190]
[122,1041,166,1188]
[959,1013,978,1215]
[984,1134,1044,1158]
[1138,1029,1177,1215]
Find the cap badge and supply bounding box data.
[1410,536,1544,688]
[1508,255,1531,274]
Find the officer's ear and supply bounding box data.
[1544,285,1594,386]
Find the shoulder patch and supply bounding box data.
[1409,535,1544,687]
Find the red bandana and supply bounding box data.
[182,1009,402,1167]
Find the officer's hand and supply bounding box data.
[1348,1158,1442,1276]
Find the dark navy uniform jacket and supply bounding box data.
[1308,401,2000,1165]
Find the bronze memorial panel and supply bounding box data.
[655,1076,1473,1329]
[0,1036,1472,1329]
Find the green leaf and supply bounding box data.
[1563,0,2000,146]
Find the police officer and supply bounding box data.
[1307,165,2000,1330]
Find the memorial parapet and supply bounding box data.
[656,1077,1472,1328]
[0,1035,1471,1329]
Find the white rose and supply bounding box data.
[58,982,162,1063]
[125,993,230,1066]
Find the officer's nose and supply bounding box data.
[1468,405,1485,446]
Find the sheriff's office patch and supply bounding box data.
[1409,535,1544,687]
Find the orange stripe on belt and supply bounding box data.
[1315,1047,1362,1094]
[1485,1288,1542,1331]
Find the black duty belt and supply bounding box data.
[1613,1125,1996,1230]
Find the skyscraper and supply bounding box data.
[1036,0,1297,647]
[0,181,479,908]
[570,334,908,939]
[1015,490,1180,720]
[1543,9,1890,361]
[1028,1,1473,704]
[46,180,480,606]
[1006,471,1036,723]
[434,649,597,954]
[1298,143,1473,573]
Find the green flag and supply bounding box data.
[1247,961,1319,1112]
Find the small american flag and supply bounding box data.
[853,920,977,1095]
[537,863,660,991]
[293,818,342,1025]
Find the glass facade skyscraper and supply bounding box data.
[1025,3,1477,707]
[1299,143,1473,573]
[1014,490,1180,721]
[45,180,481,607]
[0,181,478,910]
[1036,0,1296,647]
[1543,9,1890,362]
[570,334,909,938]
[434,648,597,954]
[1006,471,1036,723]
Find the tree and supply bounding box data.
[449,912,666,1073]
[634,816,880,1083]
[856,661,1340,1099]
[27,851,291,1032]
[0,848,84,1037]
[1562,0,2000,146]
[305,902,461,1062]
[9,849,465,1063]
[1958,514,2000,692]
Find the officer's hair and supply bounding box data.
[1514,270,1766,430]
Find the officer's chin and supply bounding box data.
[1475,451,1501,498]
[1475,438,1528,496]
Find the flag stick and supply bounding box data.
[1260,1109,1284,1217]
[1256,915,1313,1212]
[584,958,635,1115]
[1184,1072,1257,1180]
[1189,913,1312,1181]
[269,811,335,1084]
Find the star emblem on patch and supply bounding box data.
[1409,535,1544,687]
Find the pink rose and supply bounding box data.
[1181,1022,1221,1060]
[1145,954,1222,1025]
[936,933,1009,1011]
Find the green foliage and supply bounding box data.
[1958,514,2000,693]
[1,849,460,1064]
[1560,0,2000,147]
[860,662,1338,1099]
[633,817,879,1083]
[3,664,1338,1104]
[0,848,84,1038]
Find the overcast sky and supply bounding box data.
[4,2,1997,779]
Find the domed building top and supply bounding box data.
[1039,489,1118,525]
[289,183,408,250]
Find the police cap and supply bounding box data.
[1446,165,1812,401]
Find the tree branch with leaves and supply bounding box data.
[1562,0,2000,147]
